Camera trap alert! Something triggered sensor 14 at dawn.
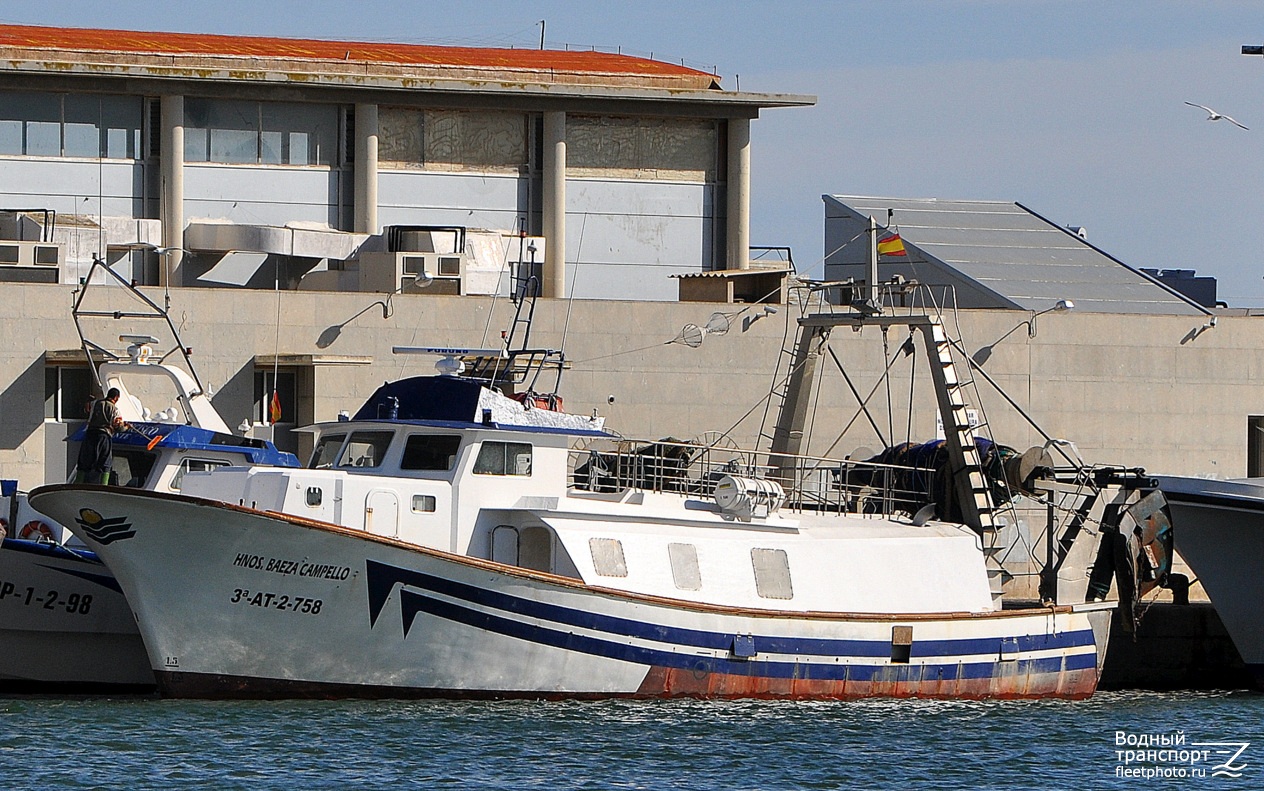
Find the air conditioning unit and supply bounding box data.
[0,240,61,267]
[357,251,464,295]
[0,240,62,282]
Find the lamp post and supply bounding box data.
[971,299,1074,366]
[1027,299,1075,338]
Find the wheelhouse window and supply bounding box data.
[112,449,158,489]
[336,431,395,469]
[309,434,345,469]
[170,458,231,491]
[473,441,532,476]
[400,434,462,471]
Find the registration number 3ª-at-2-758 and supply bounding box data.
[230,588,323,614]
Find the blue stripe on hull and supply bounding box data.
[367,558,1096,661]
[398,588,1098,683]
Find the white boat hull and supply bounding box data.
[0,539,153,692]
[32,485,1113,700]
[1155,475,1264,685]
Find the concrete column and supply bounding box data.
[542,110,566,297]
[353,103,379,234]
[726,116,751,271]
[159,94,184,286]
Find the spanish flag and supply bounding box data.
[877,233,907,257]
[269,390,282,424]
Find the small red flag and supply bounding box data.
[877,233,907,257]
[269,390,282,424]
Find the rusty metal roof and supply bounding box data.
[0,23,717,88]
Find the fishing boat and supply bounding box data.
[1151,474,1264,686]
[0,260,297,693]
[29,268,1172,700]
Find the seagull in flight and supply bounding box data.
[1185,101,1249,130]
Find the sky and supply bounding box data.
[5,1,1264,303]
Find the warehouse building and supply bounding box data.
[0,24,812,301]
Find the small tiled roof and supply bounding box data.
[0,23,716,88]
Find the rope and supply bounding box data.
[905,331,916,446]
[478,226,517,348]
[559,212,587,354]
[881,327,894,443]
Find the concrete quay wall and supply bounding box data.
[0,283,1257,487]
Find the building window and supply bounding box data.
[379,107,526,171]
[44,366,93,421]
[1250,417,1264,477]
[254,369,296,426]
[185,98,339,166]
[400,434,462,471]
[473,441,532,476]
[589,537,628,577]
[567,115,718,181]
[751,548,793,600]
[0,91,143,159]
[379,106,424,166]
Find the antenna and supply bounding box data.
[393,345,507,376]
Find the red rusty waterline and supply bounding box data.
[634,665,1099,701]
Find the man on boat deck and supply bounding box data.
[76,388,132,484]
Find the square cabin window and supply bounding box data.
[668,543,702,591]
[751,548,793,600]
[473,441,532,476]
[400,434,462,471]
[170,458,229,491]
[589,538,628,577]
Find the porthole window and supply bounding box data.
[305,487,323,507]
[411,494,436,513]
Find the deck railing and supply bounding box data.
[568,437,945,518]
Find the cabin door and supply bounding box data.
[365,489,400,538]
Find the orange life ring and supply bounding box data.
[19,520,56,542]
